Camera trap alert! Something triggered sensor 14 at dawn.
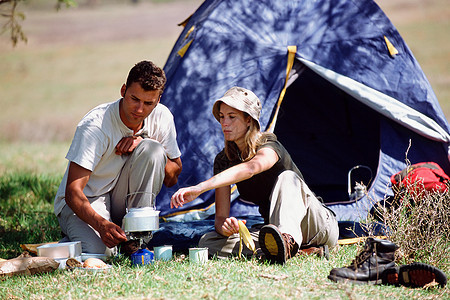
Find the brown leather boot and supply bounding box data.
[382,262,447,288]
[328,237,398,284]
[259,224,299,264]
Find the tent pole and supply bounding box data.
[266,45,297,133]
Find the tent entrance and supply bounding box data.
[273,64,380,204]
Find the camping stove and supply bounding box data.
[121,192,160,246]
[122,207,160,245]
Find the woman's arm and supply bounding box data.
[170,147,278,208]
[214,185,234,235]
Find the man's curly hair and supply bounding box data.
[126,61,166,92]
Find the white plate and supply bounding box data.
[81,253,108,262]
[74,265,113,273]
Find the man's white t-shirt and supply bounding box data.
[54,99,181,216]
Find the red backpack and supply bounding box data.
[390,162,449,198]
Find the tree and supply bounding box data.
[0,0,77,46]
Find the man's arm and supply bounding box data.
[164,157,182,187]
[65,162,127,248]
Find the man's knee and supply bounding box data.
[135,139,166,163]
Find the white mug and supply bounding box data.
[189,247,208,264]
[154,245,172,261]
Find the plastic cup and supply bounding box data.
[154,245,172,261]
[189,247,208,264]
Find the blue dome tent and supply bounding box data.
[149,0,450,248]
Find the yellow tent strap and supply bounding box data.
[177,25,195,57]
[338,236,387,245]
[184,25,195,40]
[384,36,399,57]
[266,45,297,132]
[177,39,193,57]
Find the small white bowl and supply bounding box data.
[81,253,108,262]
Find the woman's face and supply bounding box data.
[219,103,251,145]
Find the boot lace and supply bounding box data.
[350,243,374,269]
[282,233,295,259]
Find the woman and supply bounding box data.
[171,87,338,264]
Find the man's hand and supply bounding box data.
[97,219,127,248]
[115,136,143,155]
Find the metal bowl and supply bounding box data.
[37,241,82,259]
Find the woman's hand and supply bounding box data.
[170,185,202,208]
[220,217,246,236]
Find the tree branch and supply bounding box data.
[1,0,76,46]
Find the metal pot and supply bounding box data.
[122,207,160,233]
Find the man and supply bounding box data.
[54,61,182,255]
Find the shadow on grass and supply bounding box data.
[0,212,62,259]
[0,173,62,259]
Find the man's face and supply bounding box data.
[120,82,161,132]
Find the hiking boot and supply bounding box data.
[382,262,447,288]
[328,237,398,284]
[259,224,299,264]
[298,245,329,260]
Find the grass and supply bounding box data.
[374,186,450,275]
[2,248,449,299]
[0,0,202,142]
[0,142,69,175]
[0,173,62,259]
[0,174,449,299]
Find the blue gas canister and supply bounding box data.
[131,248,154,266]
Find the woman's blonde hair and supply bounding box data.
[224,113,276,161]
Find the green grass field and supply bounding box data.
[0,173,448,298]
